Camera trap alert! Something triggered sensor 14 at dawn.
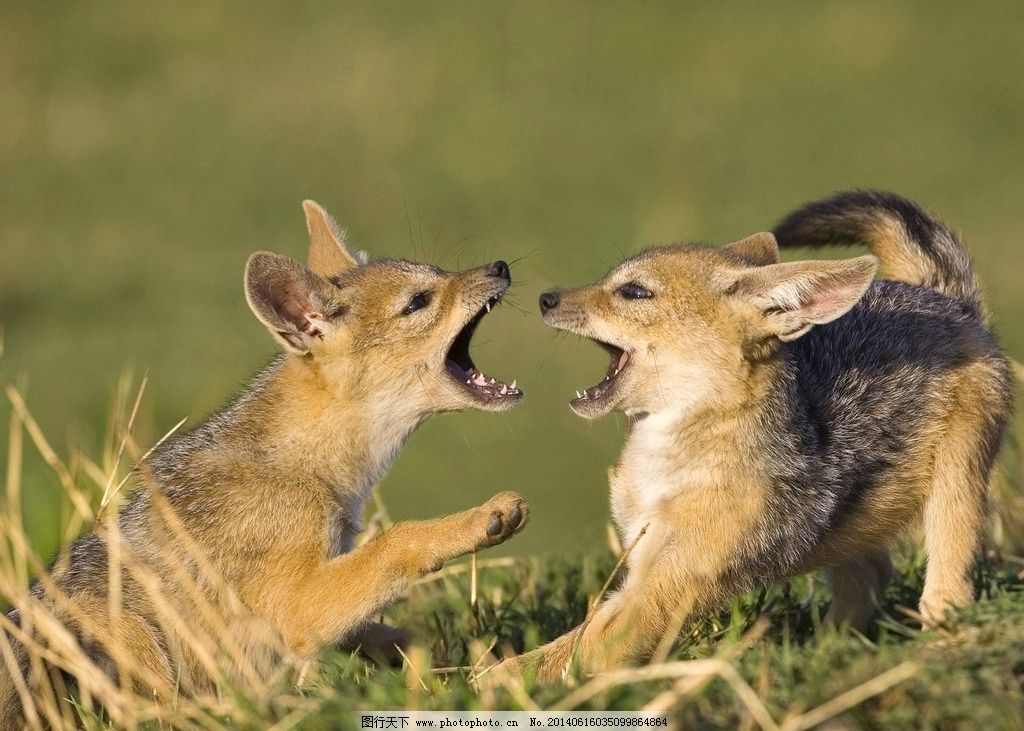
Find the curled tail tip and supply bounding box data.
[772,190,927,247]
[771,191,984,317]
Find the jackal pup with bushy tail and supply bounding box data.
[1,201,527,723]
[510,191,1010,681]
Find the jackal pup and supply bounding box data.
[512,191,1010,681]
[1,201,527,721]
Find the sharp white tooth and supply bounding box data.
[466,379,472,384]
[500,385,508,394]
[576,390,583,398]
[489,377,496,384]
[510,379,517,390]
[485,301,491,313]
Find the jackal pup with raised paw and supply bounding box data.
[0,201,528,723]
[507,191,1010,682]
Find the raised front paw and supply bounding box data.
[476,491,529,549]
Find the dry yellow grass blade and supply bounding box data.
[413,556,519,585]
[469,637,541,712]
[643,617,770,715]
[0,517,171,712]
[0,605,129,726]
[96,415,188,520]
[5,404,27,588]
[780,661,918,731]
[0,379,293,728]
[126,495,274,695]
[396,643,429,693]
[551,658,779,731]
[470,551,479,608]
[562,523,649,680]
[0,627,44,730]
[98,373,148,513]
[4,383,94,525]
[0,522,245,728]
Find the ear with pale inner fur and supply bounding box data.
[302,200,360,277]
[245,252,338,355]
[721,232,780,266]
[732,255,878,341]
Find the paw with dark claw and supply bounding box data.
[477,491,529,549]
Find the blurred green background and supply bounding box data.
[2,1,1022,561]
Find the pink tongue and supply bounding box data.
[616,351,629,370]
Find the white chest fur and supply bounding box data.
[611,412,716,546]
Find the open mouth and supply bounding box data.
[572,340,630,406]
[445,292,523,402]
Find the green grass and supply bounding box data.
[42,540,1024,728]
[114,549,1024,729]
[4,367,1021,728]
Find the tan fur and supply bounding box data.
[866,216,937,292]
[501,223,1008,682]
[0,202,527,724]
[809,358,1005,627]
[919,361,1006,622]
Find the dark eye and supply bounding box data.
[618,282,653,300]
[403,291,431,315]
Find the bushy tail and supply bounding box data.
[773,191,985,320]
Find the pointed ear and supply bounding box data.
[721,232,780,266]
[302,200,360,277]
[244,252,338,354]
[731,255,878,341]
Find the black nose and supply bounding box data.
[487,260,510,281]
[539,290,560,314]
